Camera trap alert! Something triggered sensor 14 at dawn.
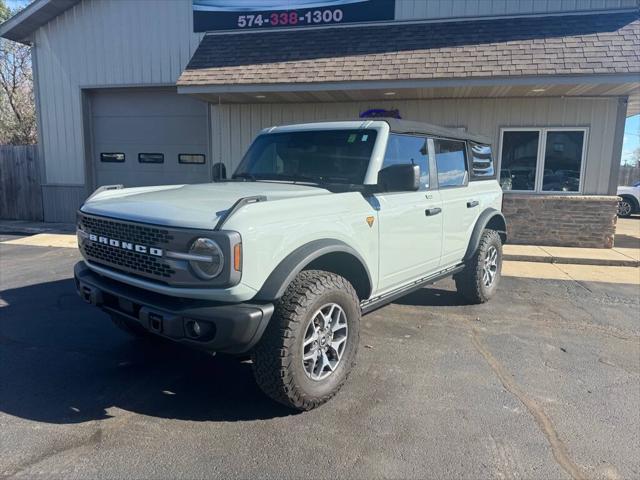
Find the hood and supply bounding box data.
[81,182,331,229]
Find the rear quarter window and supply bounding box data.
[469,143,496,180]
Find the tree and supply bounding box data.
[0,0,37,145]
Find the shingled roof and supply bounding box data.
[178,11,640,87]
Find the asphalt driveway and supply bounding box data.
[1,235,638,479]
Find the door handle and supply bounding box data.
[425,208,442,216]
[467,200,479,208]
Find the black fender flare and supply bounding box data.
[463,208,508,261]
[253,239,373,301]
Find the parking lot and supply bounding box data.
[1,231,639,479]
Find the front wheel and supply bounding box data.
[618,198,633,218]
[251,270,360,410]
[455,229,503,304]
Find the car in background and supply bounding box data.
[617,181,640,217]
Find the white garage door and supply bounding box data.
[91,88,210,188]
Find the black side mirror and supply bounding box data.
[377,164,420,192]
[213,162,227,180]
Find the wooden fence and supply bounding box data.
[0,145,43,221]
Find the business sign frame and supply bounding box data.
[193,0,396,33]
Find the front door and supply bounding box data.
[376,133,443,293]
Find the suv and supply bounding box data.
[75,119,506,410]
[617,182,640,217]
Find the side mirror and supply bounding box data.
[377,164,420,192]
[213,162,227,180]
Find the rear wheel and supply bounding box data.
[455,229,503,304]
[251,270,360,410]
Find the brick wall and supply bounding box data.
[502,195,619,248]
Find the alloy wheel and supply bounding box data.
[302,303,348,381]
[482,246,499,287]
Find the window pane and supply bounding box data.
[500,131,539,191]
[179,154,206,164]
[470,142,495,179]
[138,153,164,164]
[383,134,429,189]
[542,131,584,192]
[434,139,467,187]
[100,152,125,163]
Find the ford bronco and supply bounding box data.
[75,119,506,410]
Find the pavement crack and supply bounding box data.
[3,428,103,478]
[470,328,587,480]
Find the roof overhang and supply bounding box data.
[178,74,640,116]
[0,0,80,44]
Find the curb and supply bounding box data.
[0,225,75,235]
[503,254,639,268]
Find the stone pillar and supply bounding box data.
[502,194,619,248]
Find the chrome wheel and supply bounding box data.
[302,303,348,381]
[482,246,499,287]
[618,200,632,217]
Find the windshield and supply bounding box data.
[233,129,378,185]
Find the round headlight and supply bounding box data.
[188,238,224,280]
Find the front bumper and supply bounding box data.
[74,262,274,354]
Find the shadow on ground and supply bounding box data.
[0,278,295,424]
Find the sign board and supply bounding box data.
[193,0,396,32]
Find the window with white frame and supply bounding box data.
[499,128,588,193]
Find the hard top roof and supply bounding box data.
[265,119,492,145]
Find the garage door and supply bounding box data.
[91,88,210,188]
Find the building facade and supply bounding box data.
[1,0,638,247]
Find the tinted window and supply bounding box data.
[500,131,539,191]
[469,142,495,179]
[235,129,377,185]
[434,139,467,187]
[542,131,584,192]
[138,153,164,164]
[382,134,429,190]
[179,154,206,164]
[100,153,125,163]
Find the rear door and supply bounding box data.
[376,134,443,293]
[430,138,479,267]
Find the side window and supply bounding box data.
[469,142,495,180]
[382,134,429,190]
[434,139,468,187]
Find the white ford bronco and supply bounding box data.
[75,119,506,410]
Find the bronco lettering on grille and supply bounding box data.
[87,233,163,257]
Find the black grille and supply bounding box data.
[84,242,175,279]
[79,215,173,246]
[78,213,176,281]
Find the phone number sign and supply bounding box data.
[193,0,396,32]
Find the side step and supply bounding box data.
[360,264,465,314]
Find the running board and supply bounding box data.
[360,264,465,315]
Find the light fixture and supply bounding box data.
[531,88,546,93]
[383,91,396,96]
[255,94,266,99]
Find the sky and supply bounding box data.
[3,0,639,165]
[622,114,640,166]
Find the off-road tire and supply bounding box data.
[110,313,152,339]
[251,270,360,410]
[455,229,502,304]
